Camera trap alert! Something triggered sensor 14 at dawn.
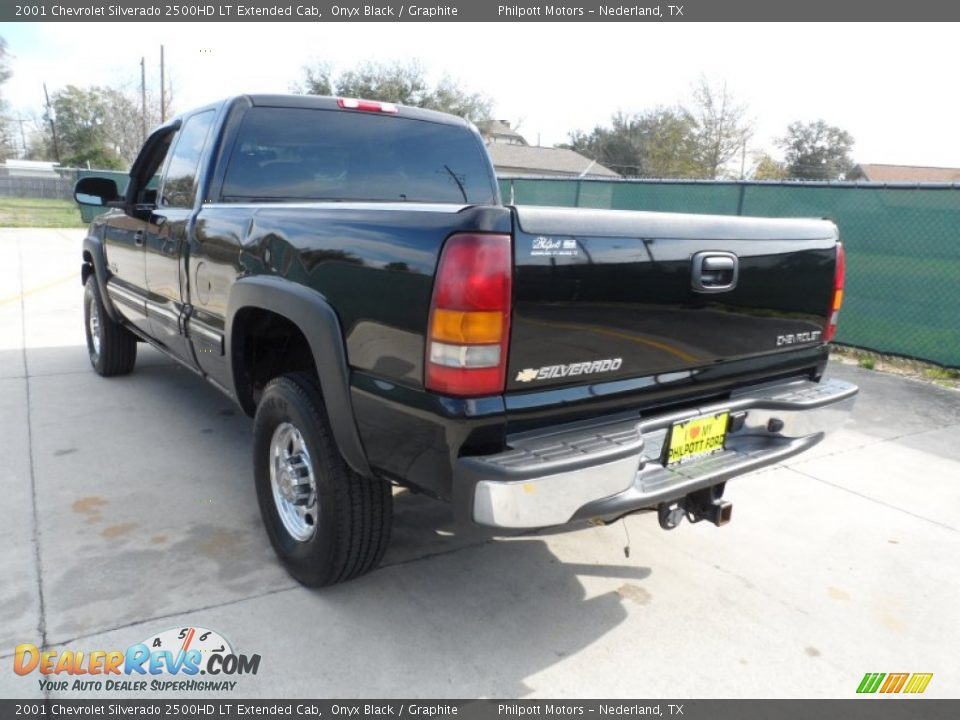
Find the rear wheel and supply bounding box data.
[83,275,137,376]
[253,372,392,587]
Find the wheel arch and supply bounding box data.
[226,275,372,478]
[82,235,121,322]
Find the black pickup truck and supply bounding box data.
[75,94,857,587]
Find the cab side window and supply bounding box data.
[160,110,215,208]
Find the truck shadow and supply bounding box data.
[317,523,650,696]
[386,486,651,578]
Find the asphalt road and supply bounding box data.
[1,228,958,699]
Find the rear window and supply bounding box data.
[220,107,496,204]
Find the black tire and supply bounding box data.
[83,275,137,376]
[253,372,392,587]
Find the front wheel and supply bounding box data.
[83,275,137,376]
[253,372,392,587]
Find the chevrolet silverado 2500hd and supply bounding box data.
[74,94,857,586]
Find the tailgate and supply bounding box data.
[507,206,839,392]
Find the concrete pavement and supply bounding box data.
[1,228,958,699]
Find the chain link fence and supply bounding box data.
[500,177,960,368]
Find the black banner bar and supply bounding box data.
[3,0,960,22]
[3,700,960,719]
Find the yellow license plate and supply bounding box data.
[666,412,729,466]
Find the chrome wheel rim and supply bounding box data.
[269,422,319,542]
[88,299,101,356]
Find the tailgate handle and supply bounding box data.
[692,252,738,292]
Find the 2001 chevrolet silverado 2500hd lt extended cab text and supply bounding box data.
[75,94,858,586]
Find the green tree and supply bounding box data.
[48,85,124,169]
[297,62,333,96]
[423,77,492,124]
[566,107,700,178]
[28,77,165,166]
[685,77,753,179]
[566,113,637,175]
[335,61,430,106]
[777,120,856,180]
[639,108,703,178]
[296,60,492,123]
[751,152,789,180]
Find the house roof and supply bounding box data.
[477,119,527,145]
[0,160,61,178]
[486,144,619,178]
[856,164,960,183]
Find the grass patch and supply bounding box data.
[831,345,960,390]
[923,367,960,381]
[0,197,87,228]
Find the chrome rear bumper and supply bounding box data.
[457,377,857,529]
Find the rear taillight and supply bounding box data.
[337,97,399,113]
[824,241,845,342]
[425,233,512,396]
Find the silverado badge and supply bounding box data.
[515,358,623,383]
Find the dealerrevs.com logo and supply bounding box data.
[13,626,261,693]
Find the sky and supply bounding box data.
[2,21,959,168]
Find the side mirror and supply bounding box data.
[74,177,121,207]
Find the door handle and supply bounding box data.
[691,251,738,293]
[702,256,735,272]
[134,230,144,247]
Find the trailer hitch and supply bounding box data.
[658,485,732,530]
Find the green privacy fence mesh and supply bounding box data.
[499,177,960,368]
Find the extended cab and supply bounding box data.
[75,94,857,586]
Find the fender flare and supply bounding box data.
[81,235,121,323]
[226,275,373,478]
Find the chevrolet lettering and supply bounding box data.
[777,330,823,346]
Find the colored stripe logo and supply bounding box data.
[857,672,933,694]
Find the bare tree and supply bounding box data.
[0,36,17,159]
[106,78,167,164]
[685,77,753,179]
[19,111,51,160]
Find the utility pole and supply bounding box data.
[140,56,147,144]
[16,113,27,158]
[160,45,166,122]
[740,140,747,180]
[42,82,60,163]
